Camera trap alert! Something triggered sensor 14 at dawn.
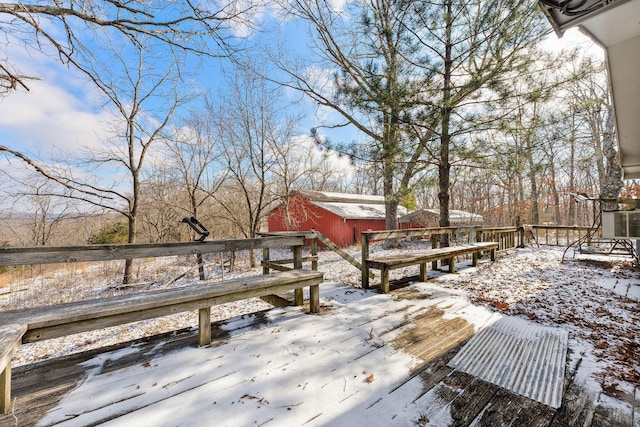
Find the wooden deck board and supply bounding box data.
[591,402,635,427]
[549,357,598,427]
[448,374,499,426]
[1,284,635,427]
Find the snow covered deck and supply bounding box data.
[1,246,639,426]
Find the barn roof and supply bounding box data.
[296,190,408,220]
[299,190,386,205]
[399,208,484,225]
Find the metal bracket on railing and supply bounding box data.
[181,217,209,242]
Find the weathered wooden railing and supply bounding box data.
[0,236,324,413]
[478,227,518,252]
[257,231,319,273]
[0,235,316,310]
[0,236,310,268]
[360,226,517,288]
[528,225,601,247]
[259,230,369,276]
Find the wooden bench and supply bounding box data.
[0,269,323,413]
[1,324,27,413]
[365,242,498,293]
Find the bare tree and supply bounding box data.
[0,0,259,96]
[139,163,185,243]
[208,67,297,266]
[1,39,191,283]
[0,175,85,245]
[566,58,621,205]
[82,41,194,282]
[164,116,227,226]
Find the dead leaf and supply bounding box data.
[364,374,375,383]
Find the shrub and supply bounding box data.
[90,223,129,244]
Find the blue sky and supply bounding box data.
[0,2,601,198]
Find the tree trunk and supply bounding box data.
[123,214,136,284]
[438,0,453,249]
[600,110,623,210]
[568,118,576,224]
[527,153,540,224]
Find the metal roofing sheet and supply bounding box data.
[399,208,484,224]
[301,190,386,204]
[447,316,568,408]
[311,201,408,220]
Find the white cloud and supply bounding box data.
[0,82,112,155]
[0,45,114,157]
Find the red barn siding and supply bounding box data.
[268,195,388,247]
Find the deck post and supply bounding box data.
[0,364,10,414]
[310,232,318,271]
[292,246,304,305]
[431,234,439,270]
[362,233,370,288]
[310,284,320,313]
[262,248,270,275]
[380,269,390,293]
[448,257,456,273]
[198,307,211,346]
[419,262,427,282]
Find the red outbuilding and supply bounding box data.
[267,190,407,247]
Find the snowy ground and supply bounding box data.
[440,246,640,396]
[4,244,640,425]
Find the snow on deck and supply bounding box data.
[2,245,639,426]
[33,283,494,426]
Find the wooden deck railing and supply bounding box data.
[0,236,309,267]
[478,227,518,252]
[0,235,323,414]
[360,226,518,288]
[528,225,601,247]
[0,236,314,309]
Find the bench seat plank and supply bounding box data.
[0,270,323,413]
[367,243,498,270]
[0,270,324,344]
[367,246,461,270]
[365,243,498,293]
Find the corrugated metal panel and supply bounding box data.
[447,317,568,408]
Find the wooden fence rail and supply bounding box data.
[529,225,600,247]
[361,226,518,288]
[0,236,307,267]
[0,236,315,310]
[479,227,518,252]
